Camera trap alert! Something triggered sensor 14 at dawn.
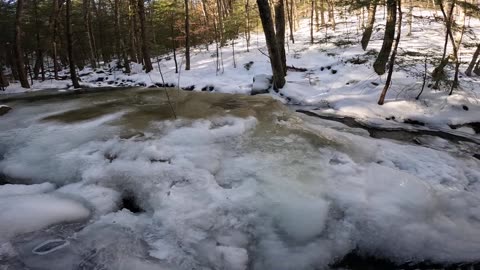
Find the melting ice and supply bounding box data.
[1,89,480,270]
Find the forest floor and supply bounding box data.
[3,7,480,134]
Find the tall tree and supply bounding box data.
[256,0,286,89]
[114,0,130,73]
[466,44,480,76]
[13,0,30,88]
[138,0,153,72]
[361,0,377,50]
[83,0,97,68]
[66,0,80,88]
[185,0,191,70]
[310,0,314,44]
[275,0,287,75]
[378,0,402,105]
[373,0,396,75]
[49,0,60,80]
[33,0,45,81]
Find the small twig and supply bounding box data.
[258,49,270,59]
[416,57,428,100]
[157,57,177,119]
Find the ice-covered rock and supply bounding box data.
[0,105,11,116]
[251,74,272,95]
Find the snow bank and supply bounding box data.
[4,7,480,130]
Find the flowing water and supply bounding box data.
[1,88,479,270]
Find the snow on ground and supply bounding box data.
[0,90,479,269]
[3,7,480,131]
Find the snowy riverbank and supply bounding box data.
[3,8,480,133]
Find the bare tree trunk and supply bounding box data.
[378,0,402,105]
[138,0,153,72]
[128,0,138,63]
[257,0,286,89]
[327,0,335,30]
[14,0,30,88]
[33,0,45,81]
[474,59,480,75]
[185,0,191,70]
[217,0,225,45]
[66,0,80,88]
[286,0,295,43]
[314,0,320,31]
[48,0,60,80]
[407,0,413,36]
[466,44,480,76]
[114,0,130,73]
[361,0,377,50]
[0,68,8,90]
[310,0,314,44]
[245,0,251,51]
[373,0,396,75]
[275,0,287,75]
[83,0,97,68]
[320,0,325,26]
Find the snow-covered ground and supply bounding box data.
[3,7,480,132]
[0,89,479,269]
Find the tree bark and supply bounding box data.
[245,0,252,50]
[373,0,396,75]
[286,0,294,43]
[320,0,325,26]
[66,0,81,88]
[378,0,402,105]
[33,0,45,81]
[185,0,191,70]
[83,0,97,68]
[275,0,287,75]
[137,0,153,72]
[14,0,30,88]
[310,0,314,44]
[466,44,480,76]
[49,0,60,80]
[407,0,413,36]
[128,0,139,63]
[0,67,9,90]
[361,0,377,50]
[114,0,130,73]
[256,0,286,89]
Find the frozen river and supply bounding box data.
[1,88,480,269]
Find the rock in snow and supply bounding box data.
[251,74,272,95]
[0,105,11,116]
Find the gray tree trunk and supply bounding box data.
[256,0,286,89]
[361,0,377,50]
[275,0,287,75]
[83,0,97,68]
[373,0,396,75]
[185,0,191,70]
[378,0,402,105]
[137,0,153,72]
[66,0,80,88]
[14,0,30,88]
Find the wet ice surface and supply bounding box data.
[1,89,480,270]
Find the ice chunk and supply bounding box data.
[0,182,55,197]
[0,194,90,240]
[252,74,272,95]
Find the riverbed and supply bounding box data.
[1,88,479,270]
